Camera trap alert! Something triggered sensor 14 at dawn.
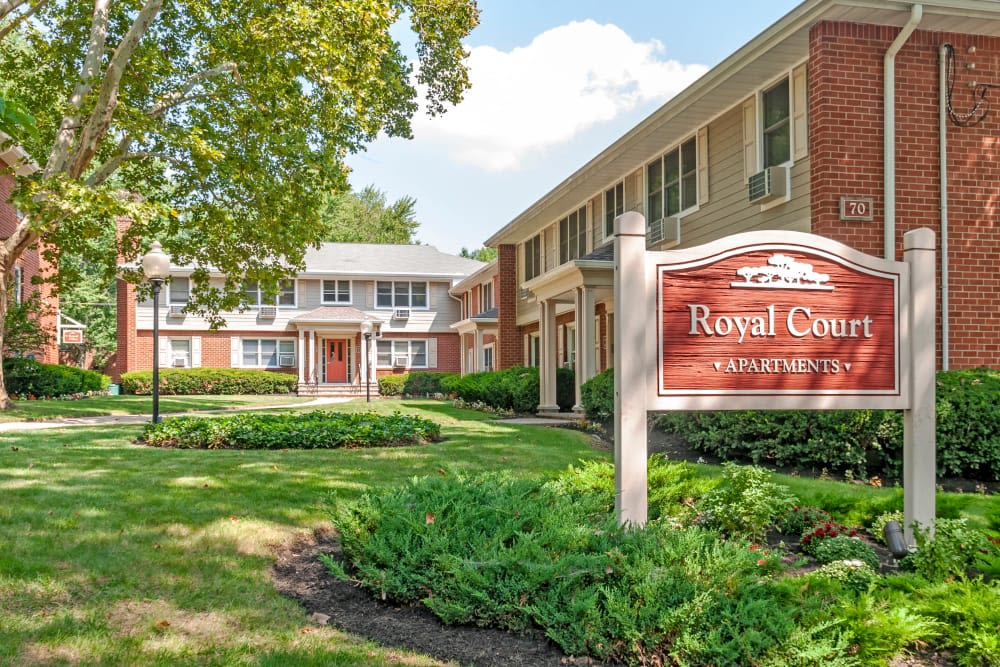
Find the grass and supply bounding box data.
[0,399,604,666]
[0,394,311,423]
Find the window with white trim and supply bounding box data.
[483,344,494,372]
[376,339,427,368]
[762,78,790,168]
[565,323,576,367]
[604,181,624,239]
[242,280,296,307]
[647,136,697,225]
[523,234,541,281]
[169,338,191,368]
[376,281,427,309]
[168,277,190,304]
[559,206,587,263]
[481,281,493,312]
[322,279,351,304]
[528,332,540,367]
[242,338,295,368]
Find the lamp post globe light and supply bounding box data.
[360,319,374,403]
[141,241,170,424]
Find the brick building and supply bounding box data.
[464,0,1000,414]
[115,243,483,396]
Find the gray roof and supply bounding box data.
[289,306,371,324]
[581,243,614,262]
[301,243,485,279]
[471,307,498,320]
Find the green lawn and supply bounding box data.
[0,400,605,666]
[0,394,311,423]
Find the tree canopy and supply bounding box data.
[321,185,420,244]
[0,0,479,406]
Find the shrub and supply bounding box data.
[903,518,994,581]
[777,506,833,536]
[696,463,797,542]
[801,520,860,556]
[141,410,442,449]
[580,368,613,421]
[870,510,904,545]
[378,373,406,396]
[120,368,296,395]
[812,536,880,571]
[443,366,549,414]
[3,357,110,397]
[403,371,456,396]
[812,560,880,593]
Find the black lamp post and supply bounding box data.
[141,241,170,423]
[360,319,374,402]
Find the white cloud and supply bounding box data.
[413,20,709,172]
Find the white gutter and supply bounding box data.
[884,4,924,260]
[939,44,950,369]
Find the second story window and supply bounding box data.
[169,277,190,305]
[604,182,624,239]
[322,280,351,304]
[243,279,296,307]
[376,281,427,309]
[481,281,494,312]
[763,78,790,167]
[559,206,587,263]
[647,136,697,223]
[524,234,541,281]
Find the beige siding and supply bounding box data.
[624,167,643,214]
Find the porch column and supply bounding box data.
[475,328,484,374]
[572,286,596,414]
[538,299,559,414]
[297,330,305,383]
[309,331,317,383]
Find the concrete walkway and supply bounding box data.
[0,396,353,432]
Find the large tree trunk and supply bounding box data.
[0,267,12,409]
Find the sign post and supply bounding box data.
[614,213,935,543]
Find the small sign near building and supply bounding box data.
[839,196,874,221]
[61,328,84,344]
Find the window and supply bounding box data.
[242,338,295,368]
[762,79,790,168]
[604,182,625,239]
[481,281,493,312]
[12,265,22,305]
[647,136,697,224]
[559,206,588,263]
[169,338,191,368]
[483,345,494,372]
[524,234,541,281]
[375,339,427,368]
[168,277,189,305]
[376,281,427,309]
[528,333,540,367]
[242,280,296,307]
[565,323,576,367]
[321,280,351,304]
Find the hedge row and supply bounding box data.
[376,372,458,397]
[3,357,110,398]
[120,368,297,395]
[440,366,575,414]
[580,368,614,421]
[141,410,442,449]
[655,368,1000,482]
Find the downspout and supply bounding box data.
[884,4,923,260]
[939,44,950,370]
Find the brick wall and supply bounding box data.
[809,21,1000,369]
[596,303,608,372]
[496,244,521,368]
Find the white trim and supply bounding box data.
[320,279,353,305]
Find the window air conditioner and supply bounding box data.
[172,354,188,368]
[278,353,295,367]
[393,355,409,367]
[257,305,277,318]
[747,166,788,204]
[646,217,681,248]
[393,308,410,320]
[167,305,186,317]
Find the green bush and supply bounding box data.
[3,357,110,398]
[403,371,456,396]
[777,506,833,535]
[812,560,880,593]
[812,536,880,571]
[120,368,296,395]
[801,520,861,556]
[696,463,797,542]
[903,518,994,581]
[441,366,574,414]
[378,374,406,396]
[141,410,442,449]
[655,368,1000,481]
[869,511,904,545]
[580,368,613,421]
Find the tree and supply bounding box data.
[0,0,479,407]
[460,246,497,262]
[0,96,37,141]
[320,185,420,244]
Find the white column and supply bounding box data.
[297,330,305,383]
[475,329,484,373]
[581,287,597,382]
[572,288,585,413]
[614,211,649,527]
[903,228,937,545]
[309,331,317,383]
[538,299,559,414]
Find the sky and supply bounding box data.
[346,0,803,255]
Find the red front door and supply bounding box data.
[326,339,347,383]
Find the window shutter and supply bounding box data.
[192,336,202,368]
[231,336,241,367]
[158,338,170,368]
[697,126,710,205]
[524,334,530,365]
[742,97,757,181]
[792,65,808,161]
[427,338,438,368]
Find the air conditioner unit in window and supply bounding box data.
[257,306,277,319]
[393,308,410,320]
[747,166,788,204]
[393,355,408,367]
[172,354,188,368]
[278,353,295,367]
[646,217,681,248]
[167,305,186,317]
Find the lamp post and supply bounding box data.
[360,319,373,403]
[141,241,170,423]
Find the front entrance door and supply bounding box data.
[326,339,348,383]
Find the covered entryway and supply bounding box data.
[325,338,349,383]
[289,306,382,398]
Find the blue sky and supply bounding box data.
[347,0,802,255]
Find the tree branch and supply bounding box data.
[147,62,238,120]
[0,0,47,41]
[85,150,183,186]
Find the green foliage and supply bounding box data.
[839,592,945,663]
[2,291,52,357]
[0,95,37,140]
[697,463,797,542]
[56,233,119,369]
[655,368,1000,481]
[3,357,109,397]
[333,470,806,666]
[402,371,456,396]
[459,246,498,262]
[903,518,994,581]
[120,368,296,395]
[812,560,880,593]
[441,366,576,413]
[812,536,880,571]
[141,410,441,449]
[580,368,614,421]
[377,374,406,397]
[319,185,419,244]
[777,505,833,535]
[870,510,905,545]
[899,579,1000,665]
[801,520,861,556]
